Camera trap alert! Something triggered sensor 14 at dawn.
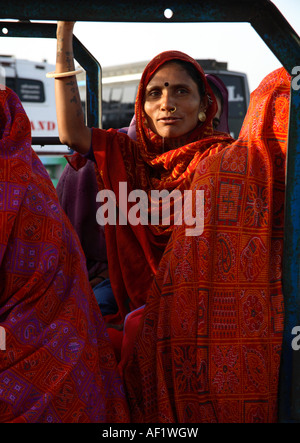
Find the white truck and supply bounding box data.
[0,55,69,185]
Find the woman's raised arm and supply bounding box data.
[54,21,91,154]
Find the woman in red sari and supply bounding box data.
[123,67,289,423]
[0,86,129,423]
[54,21,233,327]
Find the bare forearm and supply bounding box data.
[55,22,91,154]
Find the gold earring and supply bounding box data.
[198,111,206,122]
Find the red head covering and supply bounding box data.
[132,51,222,179]
[135,51,217,153]
[111,51,232,199]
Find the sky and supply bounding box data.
[0,0,299,93]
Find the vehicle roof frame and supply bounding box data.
[0,0,300,424]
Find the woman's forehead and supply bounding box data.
[147,62,196,87]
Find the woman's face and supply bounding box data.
[143,62,205,139]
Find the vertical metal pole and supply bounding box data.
[279,83,300,422]
[73,36,102,128]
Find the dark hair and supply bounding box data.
[207,78,224,110]
[166,59,206,98]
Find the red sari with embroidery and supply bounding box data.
[91,51,233,321]
[123,68,289,423]
[0,87,129,423]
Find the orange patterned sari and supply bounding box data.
[123,67,289,423]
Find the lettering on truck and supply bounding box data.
[30,121,56,131]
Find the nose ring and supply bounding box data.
[170,106,176,114]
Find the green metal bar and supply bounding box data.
[251,1,300,74]
[0,0,260,22]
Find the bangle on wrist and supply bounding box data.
[46,68,83,79]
